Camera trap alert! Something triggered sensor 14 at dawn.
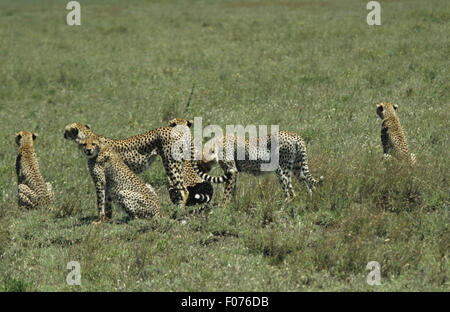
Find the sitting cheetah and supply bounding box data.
[376,102,416,165]
[15,131,54,209]
[64,119,227,208]
[78,137,160,222]
[192,131,323,203]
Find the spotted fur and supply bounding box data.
[376,102,416,165]
[78,137,160,222]
[166,119,215,206]
[64,119,217,207]
[64,123,158,174]
[15,131,54,209]
[194,131,323,203]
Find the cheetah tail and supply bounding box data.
[190,144,232,184]
[194,193,211,204]
[192,159,233,183]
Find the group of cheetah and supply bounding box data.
[15,102,415,223]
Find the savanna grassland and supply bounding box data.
[0,0,448,291]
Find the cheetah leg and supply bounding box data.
[92,195,114,225]
[18,184,39,209]
[293,170,313,196]
[410,153,416,166]
[89,162,110,224]
[276,167,295,202]
[166,161,188,208]
[104,196,113,220]
[46,182,55,201]
[223,173,237,204]
[219,161,237,204]
[180,188,189,208]
[92,182,110,224]
[383,153,393,161]
[43,182,56,210]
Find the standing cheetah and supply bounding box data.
[192,131,323,203]
[376,102,416,165]
[166,118,214,206]
[78,137,160,222]
[15,131,54,209]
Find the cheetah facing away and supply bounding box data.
[192,131,323,204]
[78,137,161,222]
[15,131,54,209]
[376,102,416,165]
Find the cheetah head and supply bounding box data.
[15,130,37,146]
[168,118,193,128]
[201,140,221,167]
[168,118,216,171]
[64,123,92,142]
[78,137,101,158]
[376,102,398,119]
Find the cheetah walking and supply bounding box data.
[15,131,54,209]
[78,137,160,222]
[192,131,323,203]
[376,102,416,165]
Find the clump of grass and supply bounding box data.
[2,277,30,292]
[244,228,292,265]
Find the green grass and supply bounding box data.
[0,0,448,291]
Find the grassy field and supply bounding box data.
[0,0,448,291]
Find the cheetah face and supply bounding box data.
[15,130,37,146]
[202,143,220,165]
[64,123,91,142]
[376,102,398,119]
[79,137,100,158]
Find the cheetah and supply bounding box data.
[15,131,54,209]
[64,123,158,174]
[78,136,160,222]
[376,102,416,165]
[64,119,227,208]
[192,131,323,203]
[166,118,215,206]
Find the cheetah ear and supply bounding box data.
[376,104,383,113]
[168,120,176,127]
[64,127,79,141]
[85,124,91,129]
[187,120,193,128]
[15,132,22,145]
[32,133,38,140]
[393,104,398,110]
